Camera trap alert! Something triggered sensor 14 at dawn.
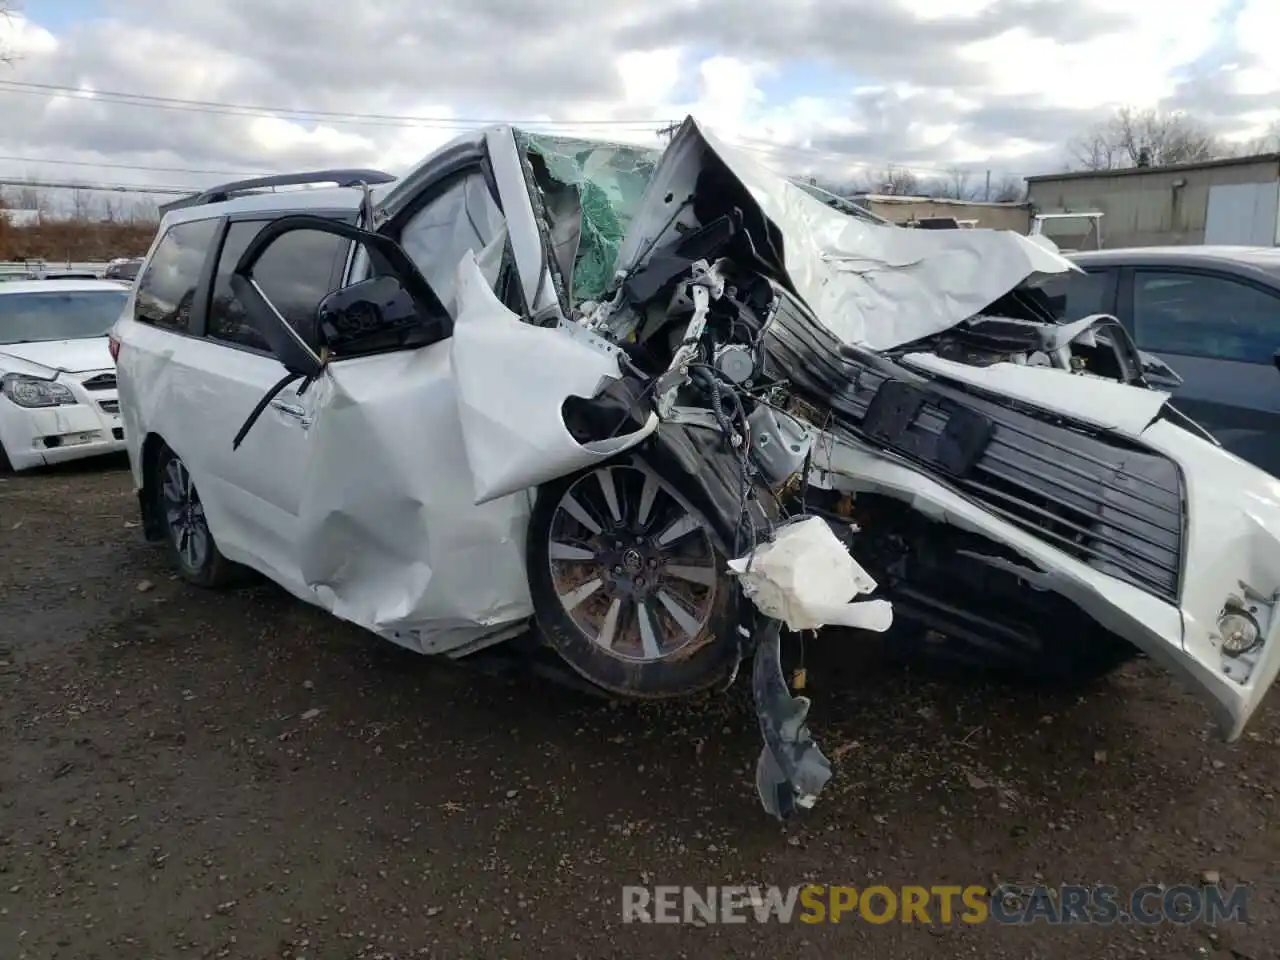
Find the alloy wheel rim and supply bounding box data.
[161,457,209,571]
[546,464,718,663]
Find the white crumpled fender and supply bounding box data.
[449,251,658,505]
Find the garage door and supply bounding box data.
[1204,181,1280,245]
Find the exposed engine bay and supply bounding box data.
[528,135,1177,688]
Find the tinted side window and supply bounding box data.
[399,171,505,314]
[134,219,220,332]
[1132,270,1280,364]
[208,221,270,350]
[207,220,349,351]
[1036,270,1107,320]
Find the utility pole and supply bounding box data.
[657,122,681,143]
[984,169,991,202]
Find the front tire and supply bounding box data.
[151,443,240,589]
[526,458,741,698]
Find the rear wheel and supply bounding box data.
[152,444,240,588]
[527,459,740,698]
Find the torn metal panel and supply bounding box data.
[449,251,658,505]
[612,117,1079,350]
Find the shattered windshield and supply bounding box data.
[520,132,662,304]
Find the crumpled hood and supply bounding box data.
[0,337,113,375]
[614,117,1080,351]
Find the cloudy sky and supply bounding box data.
[1,0,1278,206]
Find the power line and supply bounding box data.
[0,78,1031,180]
[0,80,679,131]
[0,177,189,195]
[0,154,267,178]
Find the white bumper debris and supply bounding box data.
[729,516,894,633]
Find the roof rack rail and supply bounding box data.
[159,169,397,215]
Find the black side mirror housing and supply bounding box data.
[316,276,431,354]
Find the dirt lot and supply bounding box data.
[1,456,1277,960]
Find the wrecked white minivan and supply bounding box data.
[113,117,1280,819]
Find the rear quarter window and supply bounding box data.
[134,219,220,333]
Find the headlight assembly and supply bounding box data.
[1218,603,1262,657]
[0,372,77,408]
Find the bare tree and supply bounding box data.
[69,185,94,221]
[989,175,1026,203]
[1227,121,1280,157]
[859,165,921,196]
[927,167,975,201]
[128,197,160,224]
[1067,106,1221,171]
[1,2,14,66]
[100,194,124,223]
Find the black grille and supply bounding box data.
[764,295,1185,602]
[98,400,119,414]
[81,373,116,391]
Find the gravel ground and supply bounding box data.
[1,455,1277,960]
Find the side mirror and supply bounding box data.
[230,214,449,378]
[315,275,432,354]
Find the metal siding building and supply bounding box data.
[1025,154,1280,248]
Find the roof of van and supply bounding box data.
[160,184,373,227]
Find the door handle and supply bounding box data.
[269,399,311,426]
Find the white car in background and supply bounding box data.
[0,279,130,471]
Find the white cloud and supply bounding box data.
[0,0,1269,205]
[1230,0,1280,96]
[960,2,1232,111]
[616,48,683,106]
[0,12,57,57]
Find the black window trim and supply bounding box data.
[1118,264,1280,366]
[196,208,358,359]
[139,172,513,368]
[132,215,224,340]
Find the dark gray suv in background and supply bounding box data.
[1037,245,1280,476]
